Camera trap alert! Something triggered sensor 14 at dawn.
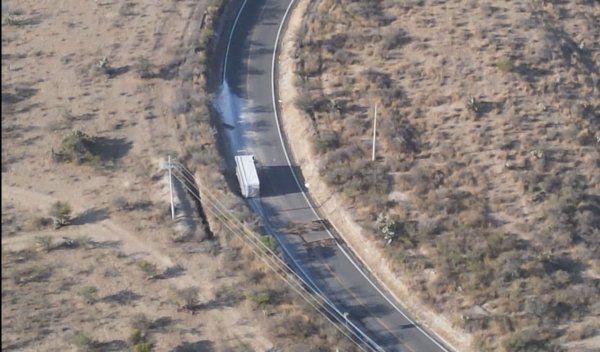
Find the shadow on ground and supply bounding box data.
[101,289,142,305]
[72,207,109,225]
[172,340,215,352]
[92,137,133,161]
[94,339,128,352]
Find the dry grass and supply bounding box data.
[1,0,230,344]
[291,0,600,351]
[1,0,364,350]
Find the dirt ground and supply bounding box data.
[1,0,274,350]
[278,1,468,350]
[279,0,599,351]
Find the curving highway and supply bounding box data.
[216,0,451,351]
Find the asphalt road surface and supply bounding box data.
[218,0,451,351]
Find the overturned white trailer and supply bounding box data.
[235,155,260,198]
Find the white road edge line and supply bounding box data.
[222,1,382,351]
[222,0,248,82]
[269,1,454,351]
[250,200,383,351]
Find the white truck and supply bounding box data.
[234,155,260,198]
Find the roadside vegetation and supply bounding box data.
[2,0,362,350]
[182,0,361,349]
[292,0,599,350]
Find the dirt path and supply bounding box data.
[3,179,278,351]
[2,184,190,281]
[1,0,273,347]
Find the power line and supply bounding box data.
[169,159,384,352]
[170,163,364,334]
[171,168,373,351]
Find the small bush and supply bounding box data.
[68,332,96,352]
[128,329,144,346]
[11,265,52,285]
[496,57,515,73]
[138,260,158,279]
[96,57,111,75]
[259,235,277,253]
[2,12,18,26]
[53,130,101,165]
[172,287,199,311]
[64,235,94,249]
[294,90,315,114]
[315,132,340,153]
[134,56,154,79]
[130,313,151,332]
[4,249,38,264]
[77,286,98,304]
[49,201,72,229]
[382,28,411,50]
[112,196,130,211]
[501,331,555,352]
[28,216,52,230]
[35,235,53,252]
[376,213,399,245]
[133,343,153,352]
[467,96,482,113]
[197,28,213,51]
[245,289,272,309]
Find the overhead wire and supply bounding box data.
[170,168,372,351]
[168,161,382,351]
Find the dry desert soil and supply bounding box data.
[279,0,600,351]
[1,0,359,351]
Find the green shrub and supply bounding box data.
[259,235,277,253]
[133,343,153,352]
[172,287,199,311]
[138,260,158,279]
[197,28,213,51]
[53,130,101,165]
[134,56,154,79]
[503,332,528,351]
[49,201,72,229]
[128,329,144,345]
[497,57,515,73]
[68,332,96,352]
[245,289,272,308]
[77,286,98,304]
[35,235,53,252]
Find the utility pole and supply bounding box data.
[372,103,378,161]
[168,155,175,220]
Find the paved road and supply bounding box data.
[218,0,450,351]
